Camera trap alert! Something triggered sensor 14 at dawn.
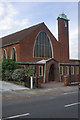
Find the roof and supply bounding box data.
[37,58,59,63]
[57,13,69,21]
[1,22,44,47]
[60,63,80,66]
[17,62,45,65]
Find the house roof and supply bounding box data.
[1,22,44,47]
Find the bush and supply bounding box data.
[4,70,12,81]
[12,68,25,82]
[2,59,18,80]
[25,66,35,77]
[2,59,18,74]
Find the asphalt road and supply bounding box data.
[2,91,80,119]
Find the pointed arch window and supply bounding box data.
[3,49,7,60]
[11,48,16,61]
[34,32,53,58]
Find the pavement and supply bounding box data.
[0,81,29,92]
[1,80,79,101]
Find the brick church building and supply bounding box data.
[1,13,80,84]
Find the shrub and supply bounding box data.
[2,59,18,81]
[4,70,12,81]
[2,59,18,73]
[25,66,35,77]
[12,68,25,82]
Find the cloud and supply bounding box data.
[0,2,29,37]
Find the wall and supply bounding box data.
[60,65,80,82]
[1,43,20,61]
[20,23,63,63]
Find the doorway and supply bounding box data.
[48,64,54,81]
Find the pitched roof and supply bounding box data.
[1,22,44,47]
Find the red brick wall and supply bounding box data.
[1,44,20,61]
[20,23,62,62]
[58,18,69,62]
[60,65,80,82]
[0,48,2,59]
[1,22,70,63]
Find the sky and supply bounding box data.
[0,1,79,60]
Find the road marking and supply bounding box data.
[63,92,77,95]
[3,113,30,119]
[65,102,80,107]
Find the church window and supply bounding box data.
[64,21,67,27]
[76,66,79,75]
[66,66,69,75]
[60,66,63,75]
[3,49,7,60]
[34,32,53,58]
[39,66,43,76]
[11,48,17,61]
[71,66,74,75]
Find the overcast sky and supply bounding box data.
[0,1,79,60]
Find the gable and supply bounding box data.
[1,22,45,47]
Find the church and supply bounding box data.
[1,13,80,85]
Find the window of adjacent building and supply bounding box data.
[76,66,79,75]
[66,66,69,75]
[71,66,74,75]
[60,66,63,75]
[3,49,7,60]
[39,66,43,76]
[11,48,16,61]
[34,32,53,58]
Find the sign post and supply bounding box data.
[30,76,33,89]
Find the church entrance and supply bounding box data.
[48,64,54,81]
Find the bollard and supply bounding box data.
[64,75,68,86]
[30,76,33,89]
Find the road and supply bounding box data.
[2,91,80,119]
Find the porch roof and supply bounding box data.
[17,62,45,65]
[37,58,59,64]
[60,63,80,66]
